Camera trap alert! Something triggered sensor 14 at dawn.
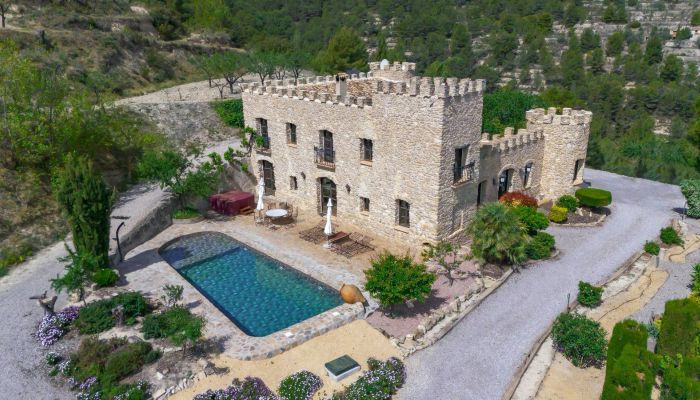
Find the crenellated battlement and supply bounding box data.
[526,107,593,126]
[368,61,417,72]
[480,126,545,153]
[371,77,484,98]
[241,78,374,108]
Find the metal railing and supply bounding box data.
[453,162,475,184]
[314,146,335,168]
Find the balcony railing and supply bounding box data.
[314,146,335,168]
[453,162,475,184]
[255,136,271,154]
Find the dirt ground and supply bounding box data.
[171,320,401,399]
[534,266,668,400]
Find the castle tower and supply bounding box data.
[368,61,417,81]
[526,107,592,201]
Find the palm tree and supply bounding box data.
[467,202,526,266]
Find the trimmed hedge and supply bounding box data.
[601,320,653,400]
[575,188,612,208]
[661,356,700,400]
[657,298,700,357]
[548,205,568,223]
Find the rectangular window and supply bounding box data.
[397,200,410,227]
[360,197,370,212]
[257,118,268,136]
[287,123,297,144]
[361,139,373,162]
[290,176,298,190]
[573,159,584,181]
[453,146,469,183]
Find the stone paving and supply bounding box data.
[117,216,370,360]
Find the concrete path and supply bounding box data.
[0,183,168,400]
[399,169,684,400]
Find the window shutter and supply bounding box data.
[316,180,322,215]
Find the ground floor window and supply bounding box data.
[289,176,297,190]
[498,169,513,198]
[397,199,410,227]
[360,197,370,212]
[260,160,275,195]
[318,177,337,215]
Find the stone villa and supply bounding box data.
[241,61,592,244]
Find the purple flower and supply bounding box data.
[36,306,80,346]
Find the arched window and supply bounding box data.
[498,169,514,198]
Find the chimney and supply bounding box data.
[335,74,347,97]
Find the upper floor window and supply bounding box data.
[315,130,335,167]
[361,139,373,162]
[255,118,270,151]
[397,200,410,227]
[287,123,297,144]
[256,118,268,136]
[523,162,533,188]
[454,146,472,183]
[360,197,370,212]
[290,176,298,190]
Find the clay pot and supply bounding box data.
[339,284,367,304]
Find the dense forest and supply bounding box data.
[2,0,700,271]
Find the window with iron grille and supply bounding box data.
[287,123,297,144]
[360,139,373,162]
[397,200,410,227]
[257,118,268,136]
[360,197,370,212]
[290,176,298,190]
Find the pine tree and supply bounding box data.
[54,154,113,269]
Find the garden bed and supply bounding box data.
[539,201,609,226]
[366,261,481,338]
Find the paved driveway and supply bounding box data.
[399,169,684,400]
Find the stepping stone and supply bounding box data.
[325,355,360,382]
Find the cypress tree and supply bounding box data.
[54,153,113,269]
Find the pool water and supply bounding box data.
[159,232,342,337]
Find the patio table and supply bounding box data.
[265,208,288,218]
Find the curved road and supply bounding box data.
[399,169,684,400]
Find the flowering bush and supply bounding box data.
[333,357,406,400]
[193,377,278,400]
[112,380,151,400]
[58,359,73,376]
[37,306,80,346]
[278,370,322,400]
[499,191,538,208]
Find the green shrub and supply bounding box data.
[606,320,649,372]
[660,226,683,246]
[691,263,700,294]
[601,344,655,400]
[104,342,160,382]
[680,179,700,218]
[92,268,119,287]
[629,20,641,29]
[657,298,700,357]
[74,292,151,334]
[525,232,555,260]
[212,99,244,128]
[172,207,200,219]
[644,241,660,255]
[548,205,568,223]
[661,356,700,400]
[556,195,578,212]
[364,252,435,313]
[577,281,604,308]
[551,312,607,368]
[467,202,527,265]
[141,306,205,348]
[512,205,549,235]
[278,370,322,400]
[575,188,612,208]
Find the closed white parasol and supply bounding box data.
[256,177,265,211]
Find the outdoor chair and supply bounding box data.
[299,220,338,244]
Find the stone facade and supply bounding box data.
[241,61,591,244]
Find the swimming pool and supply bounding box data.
[159,231,343,337]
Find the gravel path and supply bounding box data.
[0,183,168,400]
[399,169,684,400]
[631,219,700,323]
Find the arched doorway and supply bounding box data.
[259,160,275,194]
[318,177,337,215]
[498,168,514,198]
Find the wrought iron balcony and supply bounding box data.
[314,146,335,169]
[453,162,475,184]
[255,136,271,154]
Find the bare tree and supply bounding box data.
[0,3,9,29]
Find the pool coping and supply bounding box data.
[119,222,365,361]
